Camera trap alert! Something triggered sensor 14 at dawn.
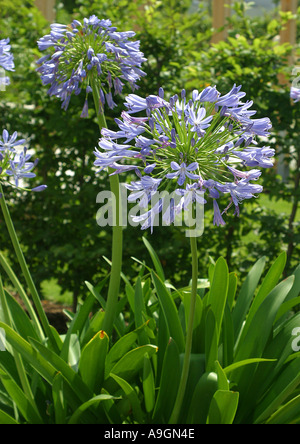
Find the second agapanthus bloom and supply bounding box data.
[94,84,274,231]
[37,15,146,116]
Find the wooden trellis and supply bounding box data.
[212,0,232,44]
[35,0,298,58]
[280,0,298,63]
[35,0,55,22]
[212,0,298,54]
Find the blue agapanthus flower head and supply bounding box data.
[0,129,47,193]
[0,38,15,88]
[37,16,147,117]
[94,84,274,231]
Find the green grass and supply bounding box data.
[237,193,299,262]
[258,194,300,220]
[40,278,73,306]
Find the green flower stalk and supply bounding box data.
[90,76,123,337]
[37,16,147,335]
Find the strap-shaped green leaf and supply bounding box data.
[52,373,67,425]
[110,373,144,423]
[0,409,19,425]
[232,256,266,339]
[0,368,43,424]
[243,252,287,336]
[254,357,300,424]
[68,394,120,425]
[207,257,229,343]
[79,330,109,393]
[235,276,294,361]
[153,338,181,424]
[266,394,300,425]
[108,344,158,383]
[152,271,185,353]
[207,390,239,424]
[143,237,165,282]
[143,353,156,414]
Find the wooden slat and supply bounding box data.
[280,0,297,53]
[35,0,56,22]
[278,0,297,84]
[212,0,231,44]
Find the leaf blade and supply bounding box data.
[143,237,165,282]
[151,272,185,353]
[79,330,109,393]
[207,390,239,425]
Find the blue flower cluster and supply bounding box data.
[0,38,14,88]
[0,130,47,193]
[94,85,274,229]
[37,15,146,116]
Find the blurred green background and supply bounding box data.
[0,0,299,309]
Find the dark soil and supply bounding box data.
[40,300,71,334]
[14,295,71,334]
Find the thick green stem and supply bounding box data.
[0,184,57,349]
[91,78,123,337]
[102,174,123,337]
[169,235,198,424]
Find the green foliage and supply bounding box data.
[1,233,300,424]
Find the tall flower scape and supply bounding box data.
[94,85,274,231]
[36,15,147,336]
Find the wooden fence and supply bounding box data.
[212,0,297,51]
[35,0,55,23]
[35,0,297,55]
[212,0,232,43]
[279,0,298,64]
